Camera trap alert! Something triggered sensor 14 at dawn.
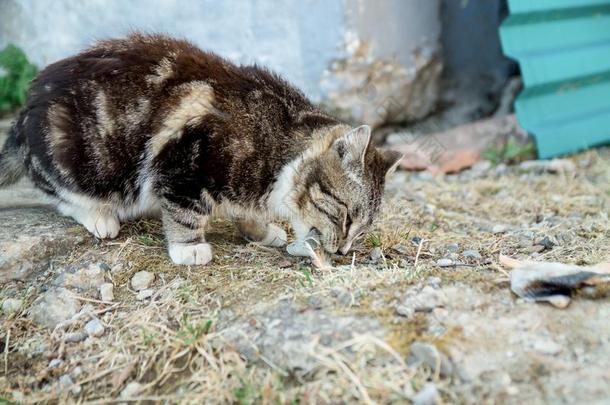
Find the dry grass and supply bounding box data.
[1,148,609,403]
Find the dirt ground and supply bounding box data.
[0,119,609,403]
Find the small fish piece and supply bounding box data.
[286,230,331,269]
[500,255,610,308]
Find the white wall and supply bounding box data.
[0,0,441,126]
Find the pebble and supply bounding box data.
[59,374,81,395]
[461,249,482,259]
[84,318,105,338]
[427,277,442,288]
[492,224,508,234]
[63,264,106,290]
[131,271,154,291]
[471,160,492,174]
[519,159,576,173]
[29,288,81,329]
[99,283,114,302]
[397,286,447,316]
[534,236,555,251]
[49,358,63,368]
[121,382,142,398]
[370,247,383,262]
[392,244,409,255]
[71,366,84,379]
[64,331,88,343]
[444,243,459,253]
[436,258,453,267]
[137,288,154,301]
[494,163,508,176]
[409,341,454,377]
[413,383,440,405]
[2,298,22,314]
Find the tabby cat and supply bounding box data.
[0,34,402,265]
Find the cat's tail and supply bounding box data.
[0,123,26,187]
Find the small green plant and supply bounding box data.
[177,284,196,303]
[483,138,536,164]
[142,331,155,347]
[366,233,382,248]
[0,44,37,113]
[298,266,314,288]
[233,380,261,405]
[178,316,213,346]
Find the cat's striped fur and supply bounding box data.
[0,34,402,265]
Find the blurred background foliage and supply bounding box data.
[0,44,37,114]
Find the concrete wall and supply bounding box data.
[0,0,442,127]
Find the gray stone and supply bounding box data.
[413,383,440,405]
[409,341,454,377]
[436,258,454,267]
[217,299,382,376]
[396,286,447,315]
[49,358,63,368]
[519,159,576,174]
[121,382,142,398]
[63,264,105,290]
[427,277,442,288]
[84,318,105,337]
[64,331,87,343]
[71,366,84,379]
[370,247,383,262]
[444,243,459,253]
[59,374,81,395]
[131,271,154,291]
[0,208,85,282]
[492,224,508,234]
[2,298,23,314]
[461,250,482,259]
[136,288,154,301]
[471,160,492,175]
[29,288,81,329]
[99,283,114,302]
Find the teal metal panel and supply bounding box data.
[500,0,610,158]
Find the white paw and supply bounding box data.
[84,214,121,239]
[168,242,213,265]
[260,223,287,247]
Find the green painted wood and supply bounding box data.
[500,0,610,158]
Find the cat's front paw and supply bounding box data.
[85,214,121,239]
[260,223,287,247]
[168,242,213,265]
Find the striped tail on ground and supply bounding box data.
[0,123,26,187]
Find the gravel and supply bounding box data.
[2,298,22,314]
[413,383,440,405]
[99,283,114,302]
[131,271,154,291]
[436,258,454,267]
[84,318,105,337]
[461,250,482,259]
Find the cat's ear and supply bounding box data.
[378,149,404,176]
[333,125,372,166]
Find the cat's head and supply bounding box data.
[293,125,403,255]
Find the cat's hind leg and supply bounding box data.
[237,219,287,247]
[58,201,120,239]
[162,202,212,265]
